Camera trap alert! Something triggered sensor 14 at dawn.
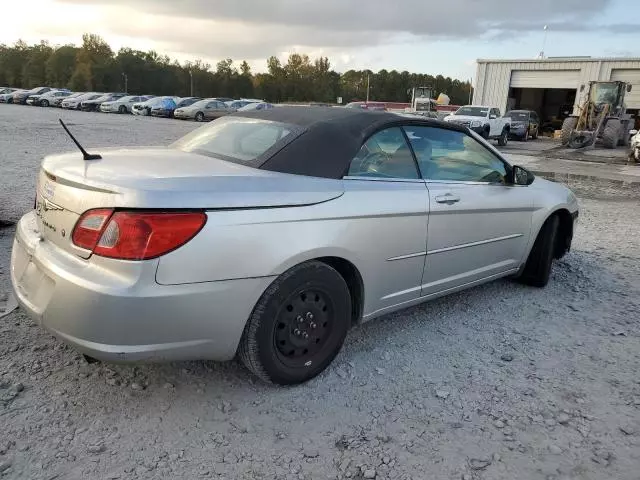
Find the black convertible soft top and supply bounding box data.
[231,106,467,179]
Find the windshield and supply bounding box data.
[455,106,488,117]
[188,99,211,108]
[178,97,200,107]
[591,83,618,104]
[505,111,529,121]
[171,116,300,164]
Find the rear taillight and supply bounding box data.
[72,209,114,250]
[72,210,206,260]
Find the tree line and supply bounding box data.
[0,34,473,105]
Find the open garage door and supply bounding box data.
[610,69,640,109]
[510,70,581,89]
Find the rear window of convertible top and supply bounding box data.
[171,116,303,166]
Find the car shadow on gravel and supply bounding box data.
[9,249,613,401]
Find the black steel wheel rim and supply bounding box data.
[273,288,334,368]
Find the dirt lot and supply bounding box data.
[1,105,639,480]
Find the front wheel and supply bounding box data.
[523,129,529,142]
[239,261,351,385]
[532,127,539,140]
[118,105,127,114]
[195,112,205,122]
[41,99,49,107]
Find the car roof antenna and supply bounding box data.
[58,119,102,160]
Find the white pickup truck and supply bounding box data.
[444,105,511,146]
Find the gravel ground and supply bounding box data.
[1,105,639,480]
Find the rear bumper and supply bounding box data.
[11,211,273,362]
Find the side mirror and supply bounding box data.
[627,84,633,93]
[512,165,534,186]
[489,114,497,119]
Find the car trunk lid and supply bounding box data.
[36,147,343,257]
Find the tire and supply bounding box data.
[195,112,205,122]
[41,99,49,107]
[560,117,578,145]
[239,261,351,385]
[532,127,539,140]
[482,126,490,139]
[118,105,127,114]
[497,128,508,146]
[519,215,559,288]
[602,118,620,149]
[523,129,529,142]
[618,122,630,147]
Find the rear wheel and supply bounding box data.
[41,99,49,107]
[519,215,559,288]
[561,117,578,145]
[602,118,620,149]
[532,127,539,140]
[497,129,508,146]
[118,105,127,114]
[239,261,351,385]
[523,129,529,142]
[195,112,205,122]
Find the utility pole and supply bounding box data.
[468,77,473,104]
[366,73,370,103]
[189,70,194,96]
[538,25,548,59]
[122,73,128,93]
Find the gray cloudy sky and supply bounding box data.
[3,0,639,79]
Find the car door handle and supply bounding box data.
[435,194,460,205]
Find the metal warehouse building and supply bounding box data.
[472,57,640,131]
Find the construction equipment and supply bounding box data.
[561,81,634,149]
[407,86,435,114]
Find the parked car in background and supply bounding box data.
[444,105,512,146]
[345,101,386,111]
[28,90,72,107]
[10,107,579,385]
[504,110,540,141]
[214,97,234,103]
[61,92,102,110]
[100,95,153,114]
[237,102,274,111]
[132,96,177,116]
[174,98,231,121]
[81,93,127,112]
[56,91,85,107]
[226,100,255,111]
[13,86,53,105]
[149,97,198,117]
[0,88,21,102]
[150,97,179,117]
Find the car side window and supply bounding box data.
[402,126,507,183]
[347,127,419,179]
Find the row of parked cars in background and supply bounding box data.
[0,86,274,121]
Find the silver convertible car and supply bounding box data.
[10,107,579,384]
